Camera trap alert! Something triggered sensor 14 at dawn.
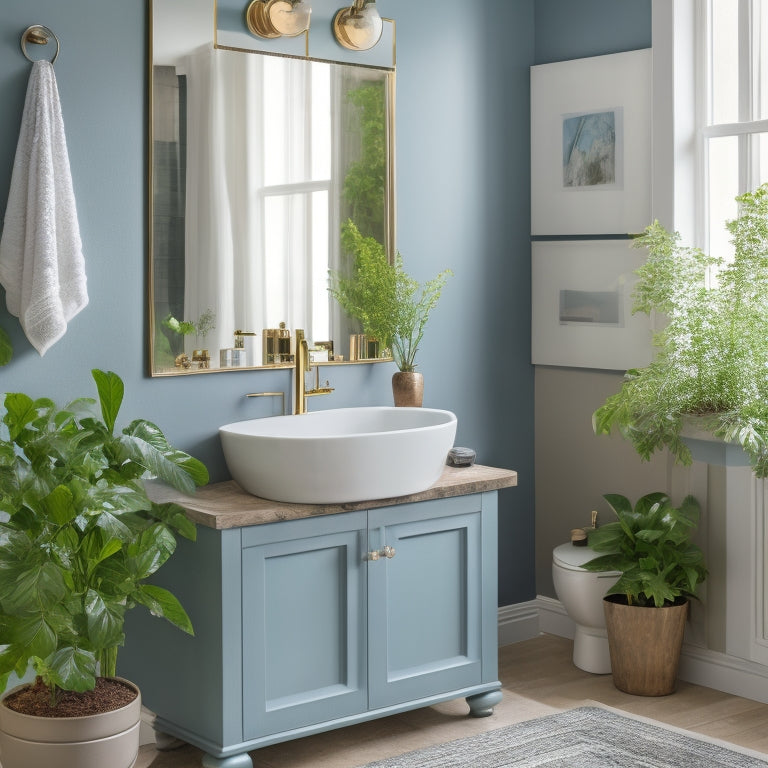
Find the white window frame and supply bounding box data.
[699,0,768,255]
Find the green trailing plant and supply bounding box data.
[163,308,216,346]
[162,313,196,338]
[0,327,11,367]
[594,183,768,476]
[582,492,707,608]
[0,369,208,707]
[329,221,452,372]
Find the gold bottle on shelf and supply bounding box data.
[277,322,292,363]
[262,322,292,364]
[262,328,277,364]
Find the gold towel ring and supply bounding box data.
[20,25,60,65]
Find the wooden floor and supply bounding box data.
[136,634,768,767]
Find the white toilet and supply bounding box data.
[552,542,620,674]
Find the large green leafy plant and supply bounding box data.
[329,221,452,372]
[594,184,768,476]
[0,369,208,705]
[583,492,707,607]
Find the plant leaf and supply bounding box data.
[84,589,126,650]
[113,435,198,494]
[44,646,97,692]
[91,369,124,435]
[128,523,176,579]
[123,420,209,487]
[41,485,78,526]
[0,557,67,614]
[11,614,58,660]
[0,326,12,367]
[136,584,194,635]
[150,502,197,541]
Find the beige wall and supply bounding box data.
[534,365,669,597]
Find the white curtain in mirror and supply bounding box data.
[182,46,332,357]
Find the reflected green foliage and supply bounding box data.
[583,492,707,608]
[329,221,451,372]
[0,370,208,706]
[342,81,386,243]
[594,184,768,476]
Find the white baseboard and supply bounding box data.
[534,595,575,640]
[140,706,156,746]
[499,596,768,706]
[497,600,540,646]
[679,643,768,705]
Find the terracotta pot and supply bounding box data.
[603,595,688,696]
[392,371,424,407]
[0,678,141,768]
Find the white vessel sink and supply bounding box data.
[219,407,458,504]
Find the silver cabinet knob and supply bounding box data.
[366,545,396,561]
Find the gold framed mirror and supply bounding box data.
[149,0,395,375]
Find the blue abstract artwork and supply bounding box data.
[562,110,618,188]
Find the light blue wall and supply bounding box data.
[0,1,535,604]
[534,0,652,64]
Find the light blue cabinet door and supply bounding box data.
[241,513,367,739]
[367,495,483,709]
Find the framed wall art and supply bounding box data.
[531,49,652,236]
[531,239,654,370]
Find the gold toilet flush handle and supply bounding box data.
[366,545,396,561]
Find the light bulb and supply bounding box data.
[336,0,382,50]
[267,0,311,37]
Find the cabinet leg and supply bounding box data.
[154,731,186,751]
[466,689,503,717]
[202,752,254,768]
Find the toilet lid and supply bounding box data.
[553,542,617,572]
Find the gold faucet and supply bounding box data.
[294,329,334,414]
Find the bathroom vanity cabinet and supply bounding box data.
[120,465,517,768]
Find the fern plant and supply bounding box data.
[329,221,452,372]
[594,183,768,476]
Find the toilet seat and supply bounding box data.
[553,542,616,572]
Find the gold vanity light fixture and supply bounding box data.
[333,0,383,51]
[246,0,312,39]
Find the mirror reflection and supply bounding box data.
[150,0,394,374]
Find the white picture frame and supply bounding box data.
[531,239,654,370]
[531,49,652,236]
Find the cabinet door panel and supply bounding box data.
[368,497,482,709]
[242,524,367,738]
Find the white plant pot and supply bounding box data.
[0,678,141,768]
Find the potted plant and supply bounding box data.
[582,492,707,695]
[0,369,208,767]
[329,220,452,406]
[593,183,768,476]
[163,308,216,369]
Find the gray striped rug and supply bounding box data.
[361,706,768,767]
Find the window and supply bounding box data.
[702,0,768,261]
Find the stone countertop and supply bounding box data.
[147,464,518,530]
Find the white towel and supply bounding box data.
[0,60,88,356]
